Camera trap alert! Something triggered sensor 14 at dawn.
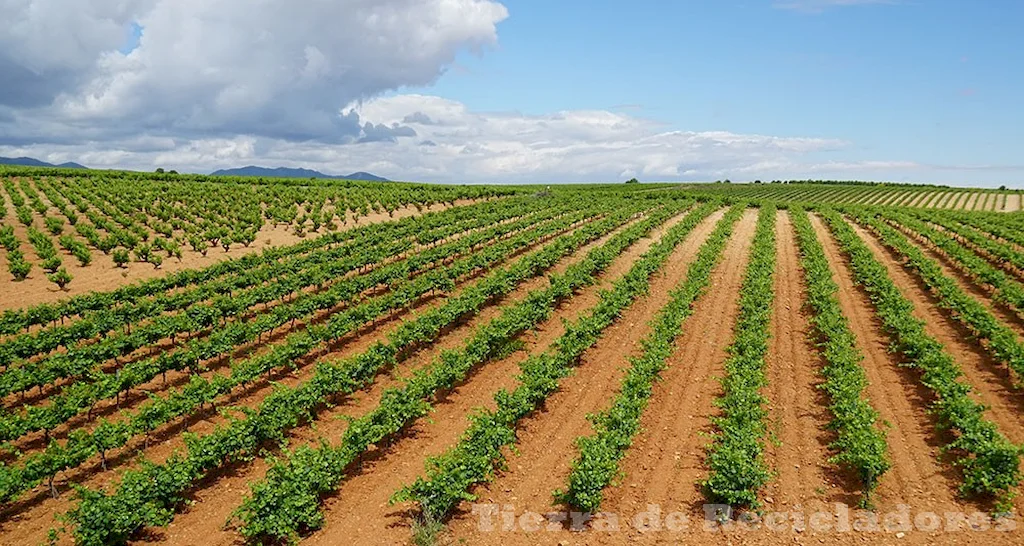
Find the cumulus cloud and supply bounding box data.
[2,1,1000,185]
[5,91,1020,186]
[0,0,508,142]
[342,94,852,182]
[403,112,437,125]
[1,93,864,183]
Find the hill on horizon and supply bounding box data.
[209,165,389,181]
[0,156,87,169]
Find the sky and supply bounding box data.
[0,0,1022,187]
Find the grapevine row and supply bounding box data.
[0,201,621,503]
[391,201,723,522]
[0,224,32,281]
[61,200,681,545]
[887,208,1024,312]
[906,209,1024,274]
[790,208,889,505]
[0,197,546,367]
[0,205,594,449]
[0,201,572,398]
[851,209,1024,385]
[701,205,777,509]
[229,204,689,543]
[0,196,524,336]
[821,209,1021,511]
[934,210,1024,249]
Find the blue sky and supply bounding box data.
[407,0,1024,185]
[1,0,1021,186]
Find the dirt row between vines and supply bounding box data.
[151,207,705,546]
[4,210,596,455]
[6,206,1024,546]
[0,208,655,544]
[1006,194,1023,213]
[886,220,1024,338]
[0,199,479,312]
[761,212,838,509]
[429,209,757,546]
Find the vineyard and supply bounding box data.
[681,181,1024,212]
[1,170,1024,545]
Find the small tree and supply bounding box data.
[189,235,209,256]
[44,216,65,235]
[625,177,639,184]
[113,249,130,268]
[999,185,1008,191]
[134,243,152,263]
[42,256,62,273]
[48,268,72,291]
[10,258,31,281]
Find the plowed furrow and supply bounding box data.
[762,211,837,510]
[143,210,680,546]
[849,221,1024,445]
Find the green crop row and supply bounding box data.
[790,208,889,505]
[907,209,1024,274]
[556,206,746,513]
[60,200,684,545]
[0,203,586,447]
[229,204,693,543]
[0,202,620,505]
[0,196,535,335]
[854,208,1024,385]
[890,208,1024,313]
[821,209,1021,512]
[701,205,777,509]
[390,202,726,522]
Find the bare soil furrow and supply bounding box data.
[439,209,758,546]
[438,209,735,546]
[143,209,686,546]
[849,221,1024,445]
[762,211,838,510]
[0,215,637,544]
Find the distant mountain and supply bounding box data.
[0,158,390,181]
[0,156,87,169]
[343,171,390,182]
[210,165,389,181]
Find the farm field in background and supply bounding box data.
[0,170,1023,545]
[681,181,1024,211]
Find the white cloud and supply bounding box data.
[1,93,860,183]
[0,0,508,141]
[5,91,1023,187]
[2,1,1012,187]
